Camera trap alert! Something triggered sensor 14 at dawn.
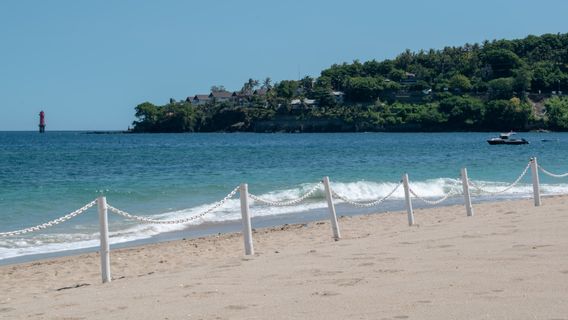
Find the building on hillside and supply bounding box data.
[231,91,252,105]
[193,94,211,105]
[290,98,317,109]
[253,88,271,96]
[400,72,417,85]
[331,91,345,104]
[209,91,233,103]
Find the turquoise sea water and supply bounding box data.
[1,131,568,261]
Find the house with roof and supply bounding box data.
[192,94,211,105]
[209,91,233,103]
[231,91,252,105]
[290,98,317,109]
[253,88,271,96]
[331,91,345,104]
[400,72,417,85]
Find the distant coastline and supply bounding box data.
[130,33,568,134]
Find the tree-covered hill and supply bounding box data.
[132,33,568,133]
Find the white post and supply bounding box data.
[322,176,341,240]
[461,168,474,217]
[240,183,254,255]
[531,157,541,207]
[402,173,415,226]
[97,196,111,284]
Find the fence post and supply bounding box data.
[239,183,254,255]
[322,176,341,240]
[402,173,415,226]
[461,168,474,217]
[530,157,541,207]
[97,196,111,284]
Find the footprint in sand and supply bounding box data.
[225,305,248,310]
[311,291,340,297]
[358,262,375,267]
[334,278,364,287]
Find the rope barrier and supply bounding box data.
[538,165,568,178]
[331,181,402,208]
[107,186,240,224]
[408,182,462,205]
[0,200,97,237]
[248,182,322,206]
[468,162,531,195]
[0,159,553,239]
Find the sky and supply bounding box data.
[1,0,567,131]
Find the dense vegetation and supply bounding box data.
[132,33,568,132]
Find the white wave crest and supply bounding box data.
[3,178,568,261]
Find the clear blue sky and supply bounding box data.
[1,0,567,131]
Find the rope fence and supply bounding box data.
[248,182,322,206]
[0,200,97,237]
[1,156,565,284]
[331,181,402,208]
[408,181,461,206]
[539,165,568,178]
[106,186,240,224]
[468,162,531,195]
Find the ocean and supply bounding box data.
[1,131,568,263]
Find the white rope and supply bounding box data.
[107,186,240,224]
[248,182,322,206]
[331,181,402,208]
[0,200,97,237]
[408,182,461,205]
[468,162,531,195]
[539,165,568,178]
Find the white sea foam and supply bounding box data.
[2,179,568,260]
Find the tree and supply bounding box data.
[449,74,472,92]
[343,77,383,102]
[531,61,563,92]
[132,102,160,132]
[159,103,197,132]
[512,68,532,93]
[545,96,568,130]
[488,78,514,100]
[241,78,260,95]
[439,96,484,127]
[299,76,314,97]
[261,77,272,90]
[484,99,531,130]
[211,85,226,92]
[480,49,523,79]
[275,80,298,99]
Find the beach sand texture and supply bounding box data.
[1,196,568,319]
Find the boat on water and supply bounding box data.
[487,132,529,145]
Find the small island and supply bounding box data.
[131,33,568,133]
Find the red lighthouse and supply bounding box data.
[39,111,46,133]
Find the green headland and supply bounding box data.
[132,33,568,133]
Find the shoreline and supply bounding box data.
[0,194,528,266]
[1,195,567,319]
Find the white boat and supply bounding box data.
[487,132,528,145]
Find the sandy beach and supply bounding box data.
[1,196,568,319]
